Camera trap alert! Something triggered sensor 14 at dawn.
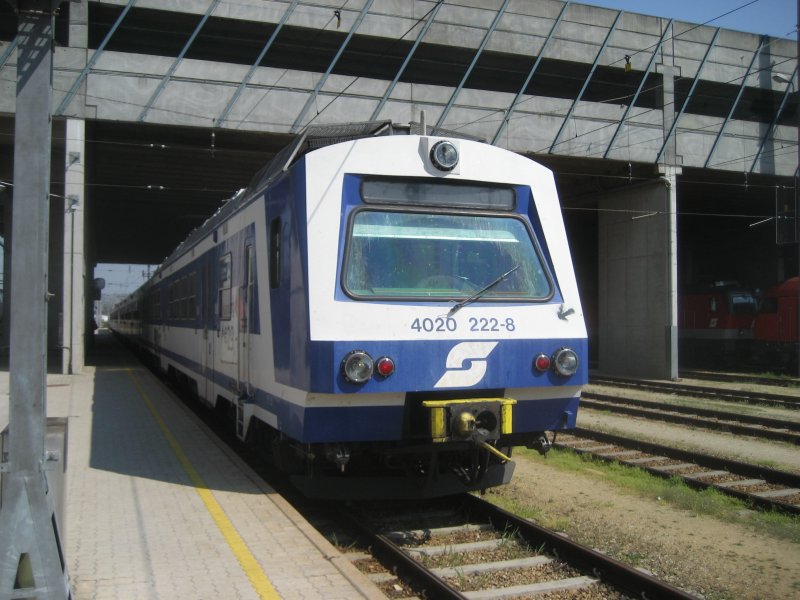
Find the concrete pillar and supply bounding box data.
[62,119,85,374]
[0,187,10,359]
[661,165,680,380]
[657,64,679,165]
[598,177,677,379]
[61,1,88,374]
[656,53,681,380]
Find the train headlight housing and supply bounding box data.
[552,348,579,377]
[430,140,459,171]
[342,350,374,383]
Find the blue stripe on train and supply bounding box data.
[138,334,582,443]
[142,332,587,397]
[251,389,580,443]
[316,337,588,393]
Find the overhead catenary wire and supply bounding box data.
[4,2,795,119]
[0,0,795,171]
[435,2,796,159]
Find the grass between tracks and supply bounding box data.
[488,448,800,545]
[748,372,800,387]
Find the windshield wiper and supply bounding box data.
[448,264,519,316]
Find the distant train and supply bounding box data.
[678,282,758,366]
[752,277,799,371]
[109,121,588,499]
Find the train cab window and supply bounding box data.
[729,292,757,315]
[760,297,778,314]
[343,210,553,301]
[219,253,232,320]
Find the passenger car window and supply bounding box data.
[219,253,232,319]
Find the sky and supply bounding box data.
[95,0,798,298]
[96,263,158,303]
[584,0,797,39]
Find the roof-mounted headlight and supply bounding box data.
[430,140,459,171]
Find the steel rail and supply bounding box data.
[679,369,800,389]
[590,375,800,408]
[561,428,800,515]
[581,394,799,444]
[338,495,697,599]
[336,506,469,600]
[584,391,800,434]
[462,494,698,600]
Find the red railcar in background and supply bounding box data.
[753,277,799,370]
[679,282,758,366]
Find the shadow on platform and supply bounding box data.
[84,330,260,494]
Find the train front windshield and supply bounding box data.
[343,210,553,301]
[729,291,757,315]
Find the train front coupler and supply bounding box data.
[422,397,516,461]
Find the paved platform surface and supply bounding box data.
[0,332,384,600]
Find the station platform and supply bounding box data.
[0,331,384,600]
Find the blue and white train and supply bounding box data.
[109,121,587,499]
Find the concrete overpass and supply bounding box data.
[0,0,797,378]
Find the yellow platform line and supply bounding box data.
[126,369,281,600]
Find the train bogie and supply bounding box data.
[109,121,588,499]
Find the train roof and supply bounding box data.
[245,120,483,196]
[681,281,753,294]
[154,120,484,275]
[765,277,800,296]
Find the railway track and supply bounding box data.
[323,494,698,600]
[581,391,800,444]
[555,428,800,515]
[163,357,781,598]
[590,375,800,409]
[171,379,693,598]
[680,369,799,388]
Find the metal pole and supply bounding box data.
[8,0,53,486]
[0,1,71,597]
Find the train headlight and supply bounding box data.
[430,140,459,171]
[552,348,579,377]
[342,350,374,383]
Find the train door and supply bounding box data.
[236,245,254,438]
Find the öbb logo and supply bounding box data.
[434,342,498,388]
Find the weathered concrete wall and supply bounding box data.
[1,0,793,174]
[598,179,675,378]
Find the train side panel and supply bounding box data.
[753,277,799,368]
